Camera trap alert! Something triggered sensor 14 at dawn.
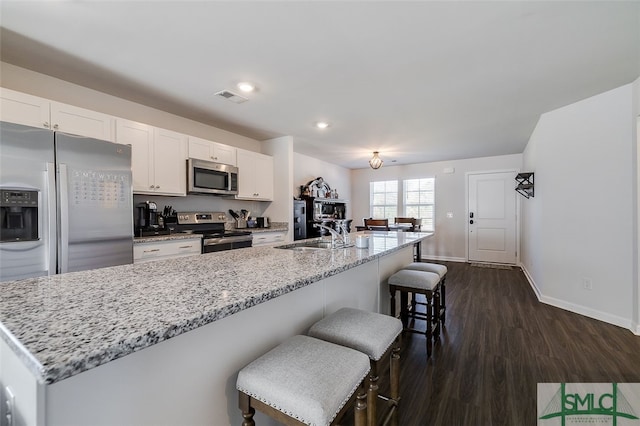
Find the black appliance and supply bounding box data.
[303,197,348,238]
[172,211,252,253]
[293,200,307,241]
[135,201,169,237]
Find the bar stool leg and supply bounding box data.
[367,361,379,426]
[239,392,255,426]
[433,288,441,339]
[390,337,401,426]
[440,278,447,324]
[400,291,409,328]
[426,292,433,357]
[355,382,368,426]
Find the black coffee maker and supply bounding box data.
[135,201,168,237]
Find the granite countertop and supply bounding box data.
[134,233,203,244]
[0,231,430,385]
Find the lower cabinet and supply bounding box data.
[252,231,286,247]
[134,239,201,263]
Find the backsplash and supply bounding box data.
[133,194,268,225]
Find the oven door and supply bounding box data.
[203,235,252,253]
[187,159,238,196]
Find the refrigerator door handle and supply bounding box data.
[58,163,69,274]
[47,162,57,275]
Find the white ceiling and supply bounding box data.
[1,1,638,169]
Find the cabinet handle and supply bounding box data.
[149,185,155,189]
[144,249,160,253]
[53,124,59,130]
[43,122,50,128]
[155,185,160,189]
[178,245,193,249]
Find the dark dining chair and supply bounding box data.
[394,217,417,232]
[364,218,390,231]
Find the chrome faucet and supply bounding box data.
[314,223,347,248]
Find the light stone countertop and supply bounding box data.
[0,231,430,385]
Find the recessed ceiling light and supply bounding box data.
[237,82,255,93]
[316,122,330,129]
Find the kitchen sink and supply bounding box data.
[275,240,353,251]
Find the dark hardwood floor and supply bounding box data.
[347,261,640,426]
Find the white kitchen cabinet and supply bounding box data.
[0,88,115,141]
[252,231,287,247]
[134,239,201,263]
[116,119,188,196]
[236,148,274,201]
[188,136,236,166]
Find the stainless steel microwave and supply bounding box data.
[187,158,238,195]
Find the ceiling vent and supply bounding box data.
[214,90,249,104]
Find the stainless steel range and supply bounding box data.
[172,211,252,253]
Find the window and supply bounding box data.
[368,177,436,231]
[404,178,435,231]
[369,180,398,220]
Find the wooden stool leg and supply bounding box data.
[367,361,378,426]
[400,291,409,328]
[390,337,401,426]
[238,392,255,426]
[433,288,441,339]
[426,292,433,357]
[440,278,446,324]
[390,286,397,319]
[355,381,368,426]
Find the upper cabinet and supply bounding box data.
[116,119,187,196]
[0,88,115,141]
[188,136,237,166]
[236,148,274,201]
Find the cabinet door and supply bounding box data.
[211,142,236,166]
[254,153,274,201]
[188,137,212,161]
[236,149,257,199]
[51,102,114,141]
[153,128,187,196]
[252,231,286,247]
[0,88,50,129]
[116,119,154,193]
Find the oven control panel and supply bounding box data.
[176,211,226,225]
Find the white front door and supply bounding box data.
[468,171,517,264]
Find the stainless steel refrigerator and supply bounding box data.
[0,121,133,283]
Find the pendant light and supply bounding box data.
[369,151,383,170]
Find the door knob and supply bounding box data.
[470,219,474,225]
[469,212,474,218]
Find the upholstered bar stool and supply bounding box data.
[388,269,441,357]
[236,335,370,426]
[308,308,403,426]
[403,262,448,324]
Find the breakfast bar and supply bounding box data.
[0,231,431,425]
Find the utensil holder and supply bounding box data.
[236,218,247,229]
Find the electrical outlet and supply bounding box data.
[2,386,15,426]
[446,212,454,219]
[582,278,593,291]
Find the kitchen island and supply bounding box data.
[0,231,430,425]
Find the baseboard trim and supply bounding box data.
[520,264,635,333]
[420,255,466,263]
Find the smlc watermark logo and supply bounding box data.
[538,383,640,425]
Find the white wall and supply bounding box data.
[350,154,523,261]
[293,152,352,202]
[521,83,636,331]
[263,136,294,240]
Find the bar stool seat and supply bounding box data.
[402,262,447,323]
[388,269,441,357]
[309,308,402,426]
[237,335,370,426]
